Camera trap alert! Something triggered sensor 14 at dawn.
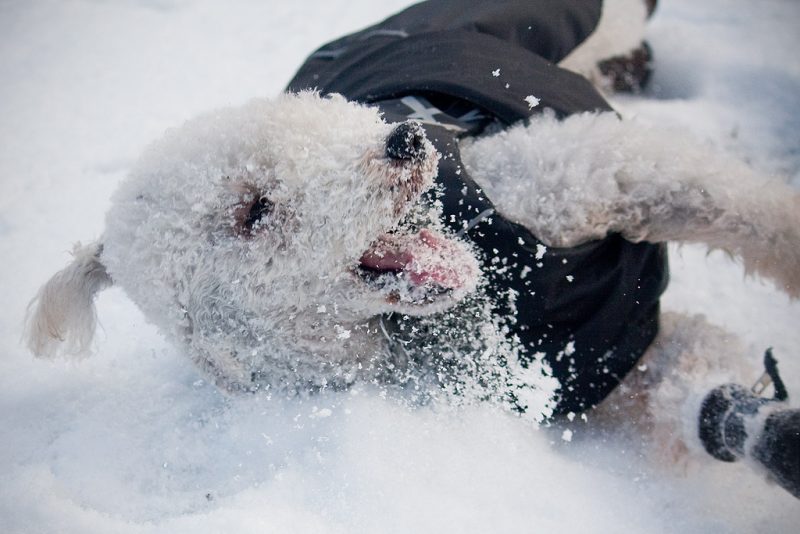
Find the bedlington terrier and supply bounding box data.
[25,0,800,497]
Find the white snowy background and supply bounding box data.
[1,0,799,532]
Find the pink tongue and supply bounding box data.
[359,249,412,271]
[359,229,468,289]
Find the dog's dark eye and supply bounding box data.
[244,195,273,231]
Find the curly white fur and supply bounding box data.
[100,92,473,391]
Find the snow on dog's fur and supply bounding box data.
[25,89,800,439]
[26,92,496,397]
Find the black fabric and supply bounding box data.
[288,29,612,123]
[754,410,800,499]
[292,0,603,66]
[286,0,669,416]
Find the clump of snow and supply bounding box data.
[1,0,799,533]
[524,95,540,109]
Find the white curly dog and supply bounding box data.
[25,0,800,496]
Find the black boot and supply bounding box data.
[698,351,800,499]
[752,409,800,499]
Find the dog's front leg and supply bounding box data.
[603,142,800,299]
[462,112,800,297]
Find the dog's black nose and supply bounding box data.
[385,122,426,161]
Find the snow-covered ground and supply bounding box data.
[1,0,799,532]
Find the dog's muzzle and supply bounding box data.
[385,121,427,161]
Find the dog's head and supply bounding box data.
[88,92,479,377]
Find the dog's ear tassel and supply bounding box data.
[24,242,112,359]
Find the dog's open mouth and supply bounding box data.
[356,228,479,308]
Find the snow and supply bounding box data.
[1,0,799,532]
[524,95,541,109]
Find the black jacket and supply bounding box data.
[287,0,669,415]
